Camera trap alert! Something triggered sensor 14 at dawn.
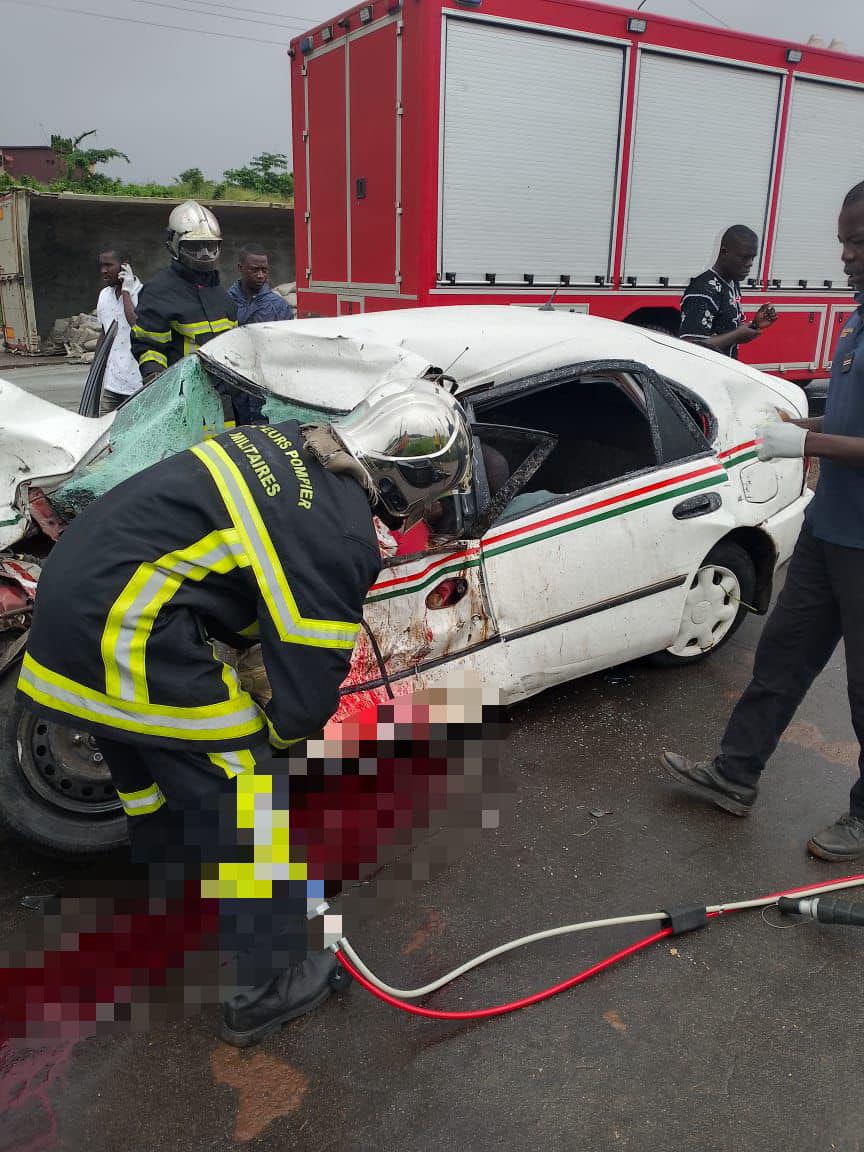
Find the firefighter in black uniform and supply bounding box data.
[131,200,237,380]
[17,379,473,1047]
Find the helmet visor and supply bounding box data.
[178,239,221,270]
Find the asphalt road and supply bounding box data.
[4,363,89,412]
[1,588,862,1152]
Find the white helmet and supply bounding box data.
[166,200,222,272]
[330,378,473,527]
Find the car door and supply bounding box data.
[468,361,737,698]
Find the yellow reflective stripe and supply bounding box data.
[170,318,237,337]
[265,715,303,750]
[140,350,168,368]
[191,440,360,650]
[101,529,246,703]
[117,783,166,816]
[19,652,265,742]
[238,620,259,638]
[132,326,172,344]
[200,748,307,901]
[207,748,256,779]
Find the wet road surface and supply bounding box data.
[1,594,862,1152]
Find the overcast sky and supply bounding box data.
[0,0,861,184]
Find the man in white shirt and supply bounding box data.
[95,247,143,415]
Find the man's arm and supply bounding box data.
[119,265,142,328]
[698,325,762,353]
[121,291,138,328]
[679,291,758,352]
[680,289,771,353]
[130,282,172,379]
[805,430,864,467]
[255,538,381,747]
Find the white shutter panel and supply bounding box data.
[440,19,624,285]
[771,79,864,287]
[623,53,781,285]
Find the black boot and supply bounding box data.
[807,813,864,862]
[219,950,349,1048]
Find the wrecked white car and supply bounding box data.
[1,306,811,855]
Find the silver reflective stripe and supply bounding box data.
[113,538,245,701]
[19,663,262,734]
[118,785,166,814]
[196,443,359,646]
[220,750,250,776]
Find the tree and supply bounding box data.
[50,130,130,190]
[175,167,205,192]
[222,153,293,198]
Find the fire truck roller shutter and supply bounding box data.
[622,53,782,286]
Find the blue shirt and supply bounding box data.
[227,280,293,325]
[806,295,864,549]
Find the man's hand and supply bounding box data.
[119,263,142,297]
[757,421,807,461]
[751,304,777,331]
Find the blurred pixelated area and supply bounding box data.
[0,675,510,1045]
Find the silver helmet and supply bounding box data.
[331,378,473,526]
[166,200,222,272]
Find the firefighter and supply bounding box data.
[131,200,237,381]
[16,378,473,1047]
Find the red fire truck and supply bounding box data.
[290,0,864,382]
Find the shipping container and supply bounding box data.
[0,189,296,354]
[290,0,864,382]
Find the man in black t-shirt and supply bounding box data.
[679,225,776,358]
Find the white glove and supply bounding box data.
[756,421,807,461]
[119,262,142,298]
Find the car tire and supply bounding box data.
[649,540,756,667]
[0,671,129,859]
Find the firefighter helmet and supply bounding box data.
[330,378,473,527]
[166,200,222,272]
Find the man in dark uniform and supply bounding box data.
[664,182,864,863]
[17,378,473,1046]
[680,225,777,358]
[131,200,237,381]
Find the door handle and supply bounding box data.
[673,492,721,519]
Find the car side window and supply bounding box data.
[649,384,713,464]
[472,374,658,522]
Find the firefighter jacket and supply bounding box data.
[131,262,237,378]
[18,422,382,752]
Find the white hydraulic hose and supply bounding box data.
[336,873,864,1001]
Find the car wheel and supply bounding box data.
[0,672,129,858]
[650,541,756,667]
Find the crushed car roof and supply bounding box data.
[199,305,803,413]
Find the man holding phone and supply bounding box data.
[679,224,776,358]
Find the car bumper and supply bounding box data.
[763,490,813,569]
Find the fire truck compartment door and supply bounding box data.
[623,53,782,286]
[771,79,864,288]
[439,17,625,287]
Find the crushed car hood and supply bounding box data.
[199,324,433,413]
[0,378,112,549]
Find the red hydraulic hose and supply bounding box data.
[336,873,864,1021]
[335,926,674,1020]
